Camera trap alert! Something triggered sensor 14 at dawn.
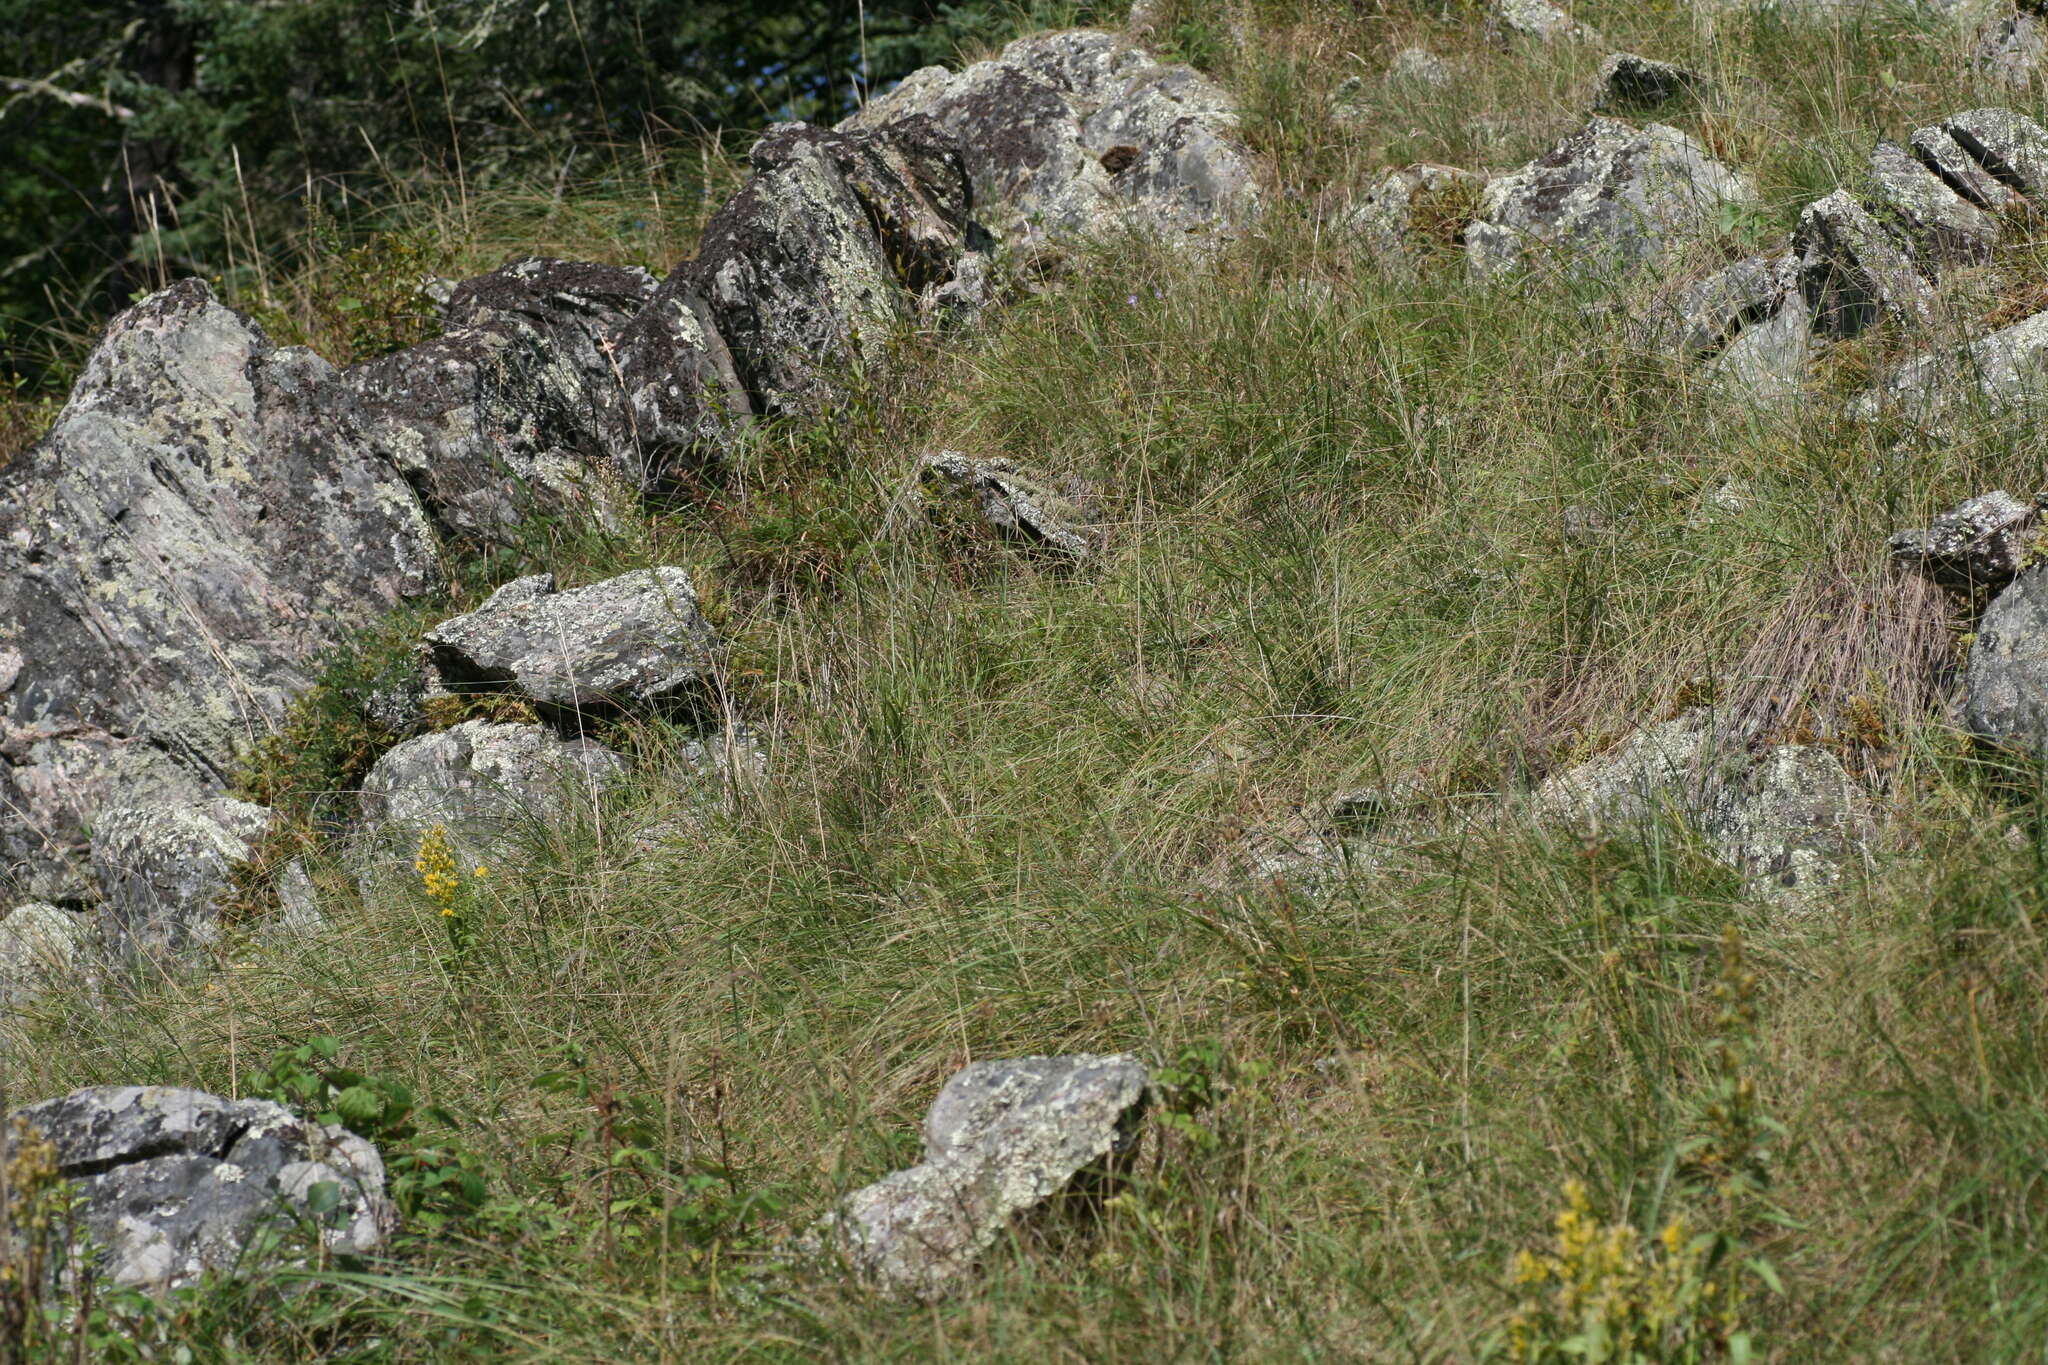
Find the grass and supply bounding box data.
[12,0,2048,1359]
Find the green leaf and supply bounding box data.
[334,1084,386,1129]
[1747,1255,1785,1295]
[303,1180,342,1216]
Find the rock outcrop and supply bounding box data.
[817,1054,1148,1296]
[0,902,92,1006]
[1343,163,1482,263]
[1891,490,2041,593]
[0,281,442,902]
[1965,564,2048,754]
[1793,190,1938,337]
[5,1086,394,1292]
[90,797,273,956]
[1464,119,1754,277]
[845,29,1257,248]
[1864,140,1999,271]
[920,453,1098,559]
[424,568,717,722]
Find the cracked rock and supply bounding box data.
[921,453,1098,559]
[1865,140,1998,271]
[1793,189,1937,337]
[1890,490,2041,593]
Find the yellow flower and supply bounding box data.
[473,864,489,878]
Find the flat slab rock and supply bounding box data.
[6,1086,394,1292]
[814,1054,1148,1297]
[425,567,717,720]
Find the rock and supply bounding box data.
[1909,123,2027,215]
[1592,53,1705,112]
[592,275,751,499]
[1636,255,1789,357]
[1464,119,1755,278]
[1487,0,1600,43]
[424,568,717,722]
[271,859,324,937]
[1342,163,1483,262]
[1537,710,1870,902]
[1792,189,1936,337]
[921,453,1098,559]
[817,1054,1148,1296]
[1865,140,1998,270]
[5,1086,394,1292]
[1848,306,2048,422]
[1388,46,1453,88]
[0,902,92,1005]
[1943,107,2048,197]
[845,30,1257,249]
[0,281,441,901]
[924,250,995,323]
[1976,8,2048,86]
[1891,490,2040,592]
[1703,301,1811,408]
[678,119,977,416]
[1965,562,2048,752]
[90,798,273,957]
[348,258,668,538]
[356,720,628,872]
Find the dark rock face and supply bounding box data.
[815,1054,1149,1297]
[1793,189,1936,337]
[844,29,1257,249]
[90,797,273,956]
[1891,490,2040,593]
[598,281,751,498]
[424,568,718,721]
[1464,118,1753,276]
[1966,563,2048,753]
[0,281,442,901]
[1592,53,1705,112]
[6,1086,394,1292]
[347,257,666,537]
[674,119,978,416]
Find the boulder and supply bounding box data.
[844,29,1258,248]
[0,902,92,1006]
[676,119,977,416]
[921,453,1098,559]
[1635,255,1789,357]
[1847,307,2048,422]
[5,1086,394,1292]
[816,1054,1148,1297]
[90,797,273,956]
[1976,8,2048,87]
[1342,163,1484,262]
[1464,119,1755,278]
[1486,0,1599,43]
[1890,490,2040,592]
[1792,189,1936,337]
[355,720,628,872]
[348,257,679,535]
[1865,140,1998,270]
[596,280,751,498]
[1943,107,2048,197]
[1909,123,2027,215]
[0,281,441,901]
[1703,301,1811,408]
[424,568,717,721]
[1591,53,1705,112]
[1965,562,2048,753]
[1537,710,1871,903]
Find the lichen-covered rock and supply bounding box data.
[679,119,976,416]
[845,29,1257,248]
[1636,255,1789,357]
[1965,562,2048,753]
[1976,8,2048,87]
[0,902,92,1006]
[816,1054,1148,1296]
[1909,123,2026,215]
[90,797,272,956]
[349,257,665,538]
[587,273,751,499]
[1891,490,2041,592]
[424,567,717,720]
[1865,140,1998,270]
[5,1086,394,1292]
[356,720,628,871]
[1487,0,1600,43]
[1793,189,1937,337]
[1704,301,1811,408]
[0,281,441,901]
[1847,307,2048,422]
[1592,53,1705,112]
[1341,163,1483,263]
[1537,710,1870,903]
[1464,119,1754,277]
[1944,106,2048,196]
[1387,46,1453,88]
[921,453,1098,559]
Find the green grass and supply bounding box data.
[12,0,2048,1359]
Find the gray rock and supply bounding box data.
[1342,163,1483,262]
[679,119,976,416]
[924,250,995,323]
[1848,306,2048,422]
[356,720,628,872]
[90,797,273,956]
[1793,189,1936,337]
[921,453,1098,559]
[1909,123,2026,215]
[0,282,441,901]
[1636,255,1788,357]
[818,1054,1148,1296]
[1891,489,2040,592]
[1704,301,1811,407]
[1465,119,1755,278]
[0,902,92,1006]
[1387,46,1453,88]
[1592,53,1705,112]
[271,859,324,937]
[348,257,670,536]
[846,30,1258,248]
[1537,709,1871,903]
[1976,9,2048,86]
[1944,107,2048,196]
[424,567,716,721]
[1866,140,1998,270]
[5,1086,394,1292]
[1487,0,1600,43]
[594,275,752,499]
[1965,562,2048,752]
